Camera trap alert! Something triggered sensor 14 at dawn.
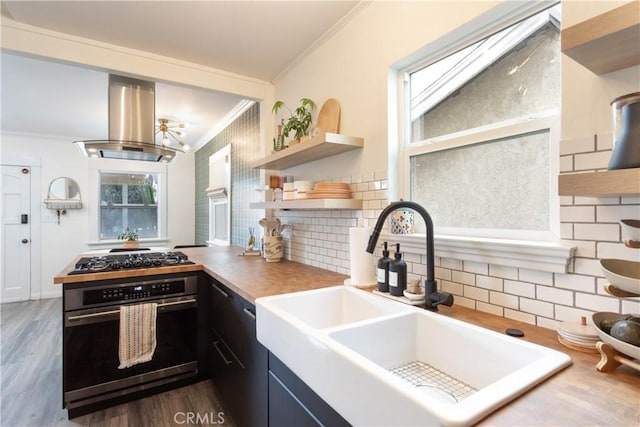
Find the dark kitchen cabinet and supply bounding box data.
[268,353,351,427]
[207,277,268,427]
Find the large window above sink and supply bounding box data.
[398,2,561,241]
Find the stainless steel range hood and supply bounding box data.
[74,75,181,162]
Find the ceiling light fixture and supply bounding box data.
[155,118,190,151]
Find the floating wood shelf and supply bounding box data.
[250,199,363,210]
[561,1,640,74]
[252,131,363,170]
[558,168,640,196]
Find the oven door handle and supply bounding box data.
[67,298,197,322]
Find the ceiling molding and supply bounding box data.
[1,16,269,100]
[194,100,256,151]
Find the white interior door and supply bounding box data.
[1,165,31,302]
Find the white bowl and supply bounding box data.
[621,219,640,247]
[591,312,640,360]
[600,259,640,295]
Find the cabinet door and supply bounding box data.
[269,371,322,427]
[268,353,350,427]
[207,277,268,427]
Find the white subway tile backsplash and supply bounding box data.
[560,223,574,239]
[504,309,536,325]
[554,305,594,323]
[574,151,611,171]
[574,257,605,277]
[519,269,553,286]
[537,317,560,330]
[454,296,476,309]
[435,267,452,281]
[441,258,463,270]
[536,285,573,306]
[554,273,595,292]
[572,240,596,258]
[621,196,640,204]
[464,285,488,302]
[622,299,640,314]
[477,275,503,291]
[597,242,640,261]
[463,261,488,275]
[574,196,620,205]
[504,280,535,298]
[575,293,620,312]
[559,155,573,173]
[560,135,594,155]
[520,298,554,317]
[489,265,518,280]
[595,133,613,151]
[476,302,503,316]
[452,270,475,286]
[440,280,464,296]
[489,291,518,309]
[560,206,595,223]
[574,223,619,241]
[597,205,640,222]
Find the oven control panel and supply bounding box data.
[83,280,185,305]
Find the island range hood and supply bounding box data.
[74,75,182,162]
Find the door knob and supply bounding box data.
[21,239,29,244]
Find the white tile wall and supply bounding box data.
[274,154,639,330]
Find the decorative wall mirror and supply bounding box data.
[44,177,82,223]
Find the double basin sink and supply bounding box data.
[256,286,571,426]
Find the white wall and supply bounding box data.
[271,0,640,327]
[272,0,498,180]
[1,132,195,299]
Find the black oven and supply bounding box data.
[63,273,199,417]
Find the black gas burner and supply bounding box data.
[68,251,194,275]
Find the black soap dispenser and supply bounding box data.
[376,242,392,292]
[389,243,407,296]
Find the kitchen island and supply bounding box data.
[55,246,639,426]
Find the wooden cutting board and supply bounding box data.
[316,98,340,133]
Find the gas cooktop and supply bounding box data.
[67,251,194,275]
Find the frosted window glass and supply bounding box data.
[411,22,559,142]
[410,130,549,230]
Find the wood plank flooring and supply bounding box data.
[1,298,234,427]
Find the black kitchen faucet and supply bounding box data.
[366,200,454,311]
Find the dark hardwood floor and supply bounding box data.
[1,298,234,427]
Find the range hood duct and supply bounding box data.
[74,75,181,162]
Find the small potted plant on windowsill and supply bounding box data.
[117,226,139,249]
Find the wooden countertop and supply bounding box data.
[54,246,639,425]
[53,246,349,303]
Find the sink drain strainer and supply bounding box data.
[390,361,477,404]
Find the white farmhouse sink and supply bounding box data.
[257,285,411,329]
[256,286,571,426]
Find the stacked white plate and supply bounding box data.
[557,320,599,352]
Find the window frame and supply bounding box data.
[386,0,573,272]
[206,144,231,247]
[88,164,168,246]
[403,110,561,241]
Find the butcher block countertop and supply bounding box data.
[54,246,639,425]
[53,246,349,303]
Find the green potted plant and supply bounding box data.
[117,226,139,248]
[272,98,317,147]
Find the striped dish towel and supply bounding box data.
[118,303,158,369]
